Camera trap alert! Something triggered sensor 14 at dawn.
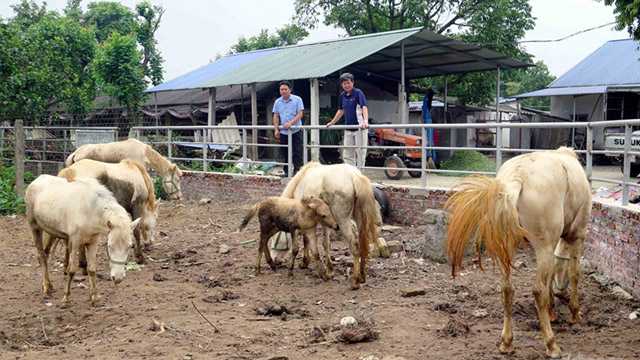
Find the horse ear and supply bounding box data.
[302,198,317,210]
[107,220,114,230]
[131,217,141,230]
[173,164,183,176]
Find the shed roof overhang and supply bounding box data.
[515,84,640,99]
[145,27,531,93]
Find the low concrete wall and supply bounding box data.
[181,171,640,298]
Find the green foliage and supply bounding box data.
[152,176,168,200]
[1,0,164,118]
[294,0,537,107]
[0,166,34,215]
[439,150,496,177]
[229,24,309,54]
[504,61,556,111]
[604,0,640,40]
[93,31,147,114]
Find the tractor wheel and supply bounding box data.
[384,155,405,180]
[408,169,421,178]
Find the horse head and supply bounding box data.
[106,217,140,284]
[163,165,183,200]
[304,198,339,231]
[140,201,159,246]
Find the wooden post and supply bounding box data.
[310,78,320,162]
[251,84,258,161]
[15,120,25,199]
[208,88,217,142]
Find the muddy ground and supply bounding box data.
[1,200,639,360]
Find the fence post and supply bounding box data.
[421,126,427,187]
[495,122,502,170]
[167,129,172,162]
[15,120,25,199]
[63,129,68,162]
[586,124,593,184]
[356,128,363,171]
[623,124,631,206]
[242,128,248,175]
[41,126,46,165]
[0,125,4,165]
[303,129,308,166]
[203,129,208,172]
[287,130,292,178]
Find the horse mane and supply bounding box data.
[144,144,180,177]
[282,162,321,198]
[57,167,75,181]
[444,175,529,278]
[93,185,131,233]
[122,158,157,212]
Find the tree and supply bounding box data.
[0,3,96,118]
[603,0,640,40]
[229,24,309,54]
[504,61,555,111]
[135,1,165,85]
[92,31,147,119]
[84,1,136,42]
[294,0,537,105]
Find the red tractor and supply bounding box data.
[366,124,438,180]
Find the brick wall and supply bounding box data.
[181,171,640,298]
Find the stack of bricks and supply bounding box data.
[180,171,639,298]
[586,202,640,297]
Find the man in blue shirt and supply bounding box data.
[326,73,369,166]
[273,80,304,175]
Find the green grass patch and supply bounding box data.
[439,150,496,177]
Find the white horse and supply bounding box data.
[65,138,183,200]
[26,175,140,305]
[445,147,591,358]
[282,162,388,289]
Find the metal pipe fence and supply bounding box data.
[3,120,640,206]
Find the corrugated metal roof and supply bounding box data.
[147,27,531,92]
[142,83,277,106]
[515,85,608,98]
[549,39,640,88]
[145,50,275,92]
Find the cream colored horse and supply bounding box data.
[26,175,140,305]
[57,158,159,264]
[65,138,183,200]
[445,147,591,358]
[282,162,388,290]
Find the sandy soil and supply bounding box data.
[1,200,639,360]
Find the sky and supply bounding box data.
[0,0,630,81]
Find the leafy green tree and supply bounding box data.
[504,61,555,111]
[0,5,96,118]
[294,0,537,106]
[84,1,135,42]
[93,31,147,118]
[229,24,309,53]
[603,0,640,39]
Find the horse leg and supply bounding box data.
[322,225,334,279]
[78,244,88,276]
[550,239,570,322]
[568,234,586,323]
[499,276,515,354]
[32,227,53,295]
[262,229,278,271]
[300,234,310,269]
[85,239,99,305]
[307,231,329,281]
[338,218,362,289]
[131,206,145,264]
[288,230,300,277]
[532,246,562,358]
[62,237,80,304]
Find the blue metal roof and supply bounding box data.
[145,49,275,92]
[515,85,608,98]
[549,39,640,88]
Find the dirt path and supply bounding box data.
[1,200,638,359]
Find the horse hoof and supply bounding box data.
[547,346,562,358]
[499,342,514,354]
[570,313,582,324]
[321,273,331,281]
[254,269,261,276]
[380,248,390,258]
[288,271,294,278]
[136,256,146,265]
[350,279,360,290]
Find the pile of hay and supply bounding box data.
[438,150,496,177]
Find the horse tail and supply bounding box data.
[281,162,321,198]
[57,167,75,181]
[239,202,260,232]
[444,175,528,279]
[352,174,375,266]
[124,159,157,212]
